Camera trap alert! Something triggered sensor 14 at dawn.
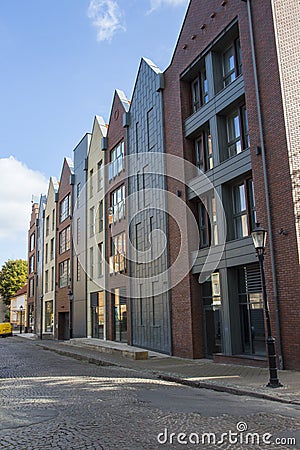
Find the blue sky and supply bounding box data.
[0,0,189,266]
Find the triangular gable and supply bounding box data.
[107,89,130,139]
[130,57,162,109]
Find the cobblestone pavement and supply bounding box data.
[1,338,300,450]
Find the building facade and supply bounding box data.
[26,0,300,369]
[105,90,130,343]
[72,134,90,338]
[43,177,59,338]
[27,202,39,332]
[55,158,74,340]
[163,0,300,369]
[86,117,107,339]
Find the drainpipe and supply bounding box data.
[242,0,283,368]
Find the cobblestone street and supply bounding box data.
[0,338,300,449]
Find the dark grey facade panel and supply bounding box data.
[192,237,257,274]
[184,75,245,138]
[188,149,251,199]
[127,59,171,354]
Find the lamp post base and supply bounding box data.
[266,337,282,388]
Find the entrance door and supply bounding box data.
[58,312,69,340]
[202,272,222,357]
[113,288,127,342]
[91,291,104,339]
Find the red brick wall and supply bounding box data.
[163,0,300,368]
[55,159,73,335]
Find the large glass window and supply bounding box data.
[232,178,256,239]
[195,127,213,172]
[108,141,124,181]
[110,232,126,273]
[29,255,35,274]
[59,259,70,288]
[191,67,209,113]
[109,185,125,224]
[238,264,265,356]
[222,38,242,87]
[90,207,95,237]
[30,233,35,251]
[60,195,70,223]
[225,105,249,159]
[59,226,70,254]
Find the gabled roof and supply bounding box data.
[129,57,162,108]
[14,284,28,297]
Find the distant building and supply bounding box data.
[10,285,27,330]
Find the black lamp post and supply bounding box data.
[19,305,23,334]
[251,223,282,388]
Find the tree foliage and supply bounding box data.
[0,260,27,305]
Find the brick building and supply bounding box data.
[27,202,39,332]
[55,158,74,340]
[163,0,300,369]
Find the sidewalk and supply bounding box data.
[15,334,300,406]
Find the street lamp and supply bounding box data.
[19,305,23,334]
[251,223,282,388]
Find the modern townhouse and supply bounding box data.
[86,117,107,339]
[35,194,46,338]
[105,90,130,343]
[127,58,171,353]
[162,0,300,369]
[72,134,91,338]
[56,157,74,340]
[42,177,59,338]
[27,202,39,332]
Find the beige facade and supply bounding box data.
[86,116,107,338]
[10,285,27,329]
[271,0,300,261]
[43,177,59,335]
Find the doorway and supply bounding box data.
[112,288,127,342]
[58,312,69,340]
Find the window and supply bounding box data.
[50,238,54,260]
[76,257,81,282]
[233,183,248,238]
[51,267,55,291]
[90,247,94,279]
[191,67,209,113]
[108,141,124,181]
[198,194,218,248]
[147,108,156,150]
[45,243,49,264]
[238,264,265,356]
[59,226,70,254]
[97,161,103,191]
[89,169,94,198]
[110,185,125,223]
[59,259,70,288]
[76,218,81,245]
[30,233,35,251]
[45,270,49,293]
[98,243,103,278]
[195,127,213,171]
[60,194,70,223]
[52,209,55,231]
[98,201,103,232]
[225,105,249,159]
[77,182,81,208]
[199,202,209,248]
[110,232,126,273]
[222,38,242,87]
[29,255,35,274]
[45,216,50,237]
[90,207,95,237]
[29,278,34,297]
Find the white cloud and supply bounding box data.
[87,0,126,42]
[0,156,48,265]
[148,0,189,14]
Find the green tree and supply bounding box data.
[0,260,27,305]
